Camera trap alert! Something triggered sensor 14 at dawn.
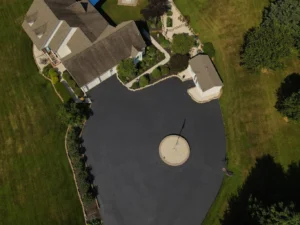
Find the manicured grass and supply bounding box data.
[101,0,147,24]
[0,1,84,224]
[174,0,300,224]
[54,82,73,102]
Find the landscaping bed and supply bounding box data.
[54,82,73,102]
[117,45,165,84]
[62,71,84,98]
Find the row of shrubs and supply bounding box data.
[66,126,98,206]
[131,53,190,89]
[62,71,84,98]
[131,64,170,89]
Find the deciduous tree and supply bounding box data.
[171,33,194,55]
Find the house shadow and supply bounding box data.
[275,73,300,111]
[221,155,300,225]
[94,0,117,26]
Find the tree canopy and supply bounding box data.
[249,198,300,225]
[240,0,300,71]
[141,0,169,20]
[117,59,137,83]
[169,54,189,74]
[58,101,90,126]
[241,24,293,71]
[171,33,194,55]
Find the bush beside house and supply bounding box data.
[139,75,150,87]
[49,68,59,84]
[63,71,84,98]
[117,58,137,83]
[203,42,216,58]
[150,67,162,80]
[167,17,173,27]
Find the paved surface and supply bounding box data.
[83,76,226,225]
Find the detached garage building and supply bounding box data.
[187,55,223,103]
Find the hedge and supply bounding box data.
[139,75,149,87]
[167,17,173,27]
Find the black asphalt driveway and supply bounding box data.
[82,77,226,225]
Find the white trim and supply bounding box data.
[44,21,63,48]
[57,28,77,59]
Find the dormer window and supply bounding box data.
[25,11,38,26]
[33,23,47,39]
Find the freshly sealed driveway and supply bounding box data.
[83,77,226,225]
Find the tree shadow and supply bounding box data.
[275,73,300,111]
[221,155,300,225]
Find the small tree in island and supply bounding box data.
[117,59,137,83]
[141,0,169,22]
[171,33,194,55]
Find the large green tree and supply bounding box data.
[58,101,90,126]
[249,198,300,225]
[241,23,294,71]
[278,91,300,121]
[171,33,194,55]
[117,59,137,83]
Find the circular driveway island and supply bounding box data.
[83,77,226,225]
[159,135,190,166]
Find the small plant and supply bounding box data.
[139,75,149,87]
[42,64,52,77]
[131,81,140,89]
[150,67,162,80]
[160,65,170,75]
[49,69,59,84]
[167,10,173,16]
[167,17,173,27]
[88,219,103,225]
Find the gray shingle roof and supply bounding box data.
[63,21,146,87]
[44,0,109,42]
[189,55,223,91]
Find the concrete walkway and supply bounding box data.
[162,0,202,57]
[125,36,171,88]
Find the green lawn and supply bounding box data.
[54,82,73,103]
[174,0,300,224]
[101,0,147,24]
[0,0,84,224]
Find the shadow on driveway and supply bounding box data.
[82,76,226,225]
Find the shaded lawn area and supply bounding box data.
[100,0,147,24]
[0,1,84,224]
[174,0,300,224]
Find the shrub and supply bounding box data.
[157,20,162,29]
[167,10,173,16]
[150,67,162,80]
[160,65,170,75]
[139,75,149,87]
[49,69,59,84]
[203,42,216,58]
[88,219,103,225]
[117,58,137,83]
[131,81,140,89]
[171,33,194,55]
[158,34,171,49]
[74,87,84,98]
[62,71,72,81]
[167,17,172,27]
[42,64,52,77]
[51,75,59,84]
[278,91,300,121]
[169,54,189,74]
[58,101,91,126]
